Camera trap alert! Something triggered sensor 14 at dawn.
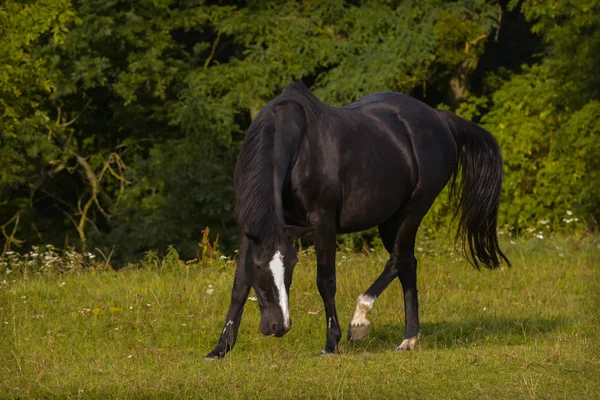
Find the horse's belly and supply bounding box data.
[337,166,413,233]
[334,132,416,232]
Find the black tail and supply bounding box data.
[437,110,511,270]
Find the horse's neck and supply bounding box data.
[237,100,307,238]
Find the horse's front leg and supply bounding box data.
[312,215,341,355]
[205,239,250,360]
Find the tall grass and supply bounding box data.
[1,234,598,399]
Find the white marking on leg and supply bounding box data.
[269,251,290,329]
[222,319,233,334]
[327,316,336,330]
[350,294,376,327]
[396,333,420,351]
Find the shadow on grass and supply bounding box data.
[342,316,566,353]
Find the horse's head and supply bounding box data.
[244,226,308,337]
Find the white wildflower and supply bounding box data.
[566,210,573,216]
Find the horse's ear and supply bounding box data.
[284,225,312,240]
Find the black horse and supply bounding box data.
[206,82,510,359]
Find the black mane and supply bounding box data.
[234,83,322,248]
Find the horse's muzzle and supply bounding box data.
[260,315,291,337]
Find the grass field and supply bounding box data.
[1,234,598,399]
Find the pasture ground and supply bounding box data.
[1,234,599,399]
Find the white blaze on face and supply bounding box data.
[269,250,290,329]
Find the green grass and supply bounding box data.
[1,234,599,399]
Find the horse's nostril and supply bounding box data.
[272,323,278,332]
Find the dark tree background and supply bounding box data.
[1,0,598,262]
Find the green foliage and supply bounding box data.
[193,0,500,108]
[482,0,600,231]
[2,0,240,257]
[96,134,237,262]
[0,0,81,250]
[0,0,598,260]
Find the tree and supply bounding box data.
[4,0,595,262]
[0,0,80,252]
[481,0,600,230]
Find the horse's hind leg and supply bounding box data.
[347,211,404,342]
[394,222,420,351]
[348,196,436,351]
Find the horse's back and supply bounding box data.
[286,89,458,233]
[342,92,459,189]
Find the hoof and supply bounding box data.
[395,335,419,351]
[347,323,370,342]
[320,348,337,357]
[204,351,225,360]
